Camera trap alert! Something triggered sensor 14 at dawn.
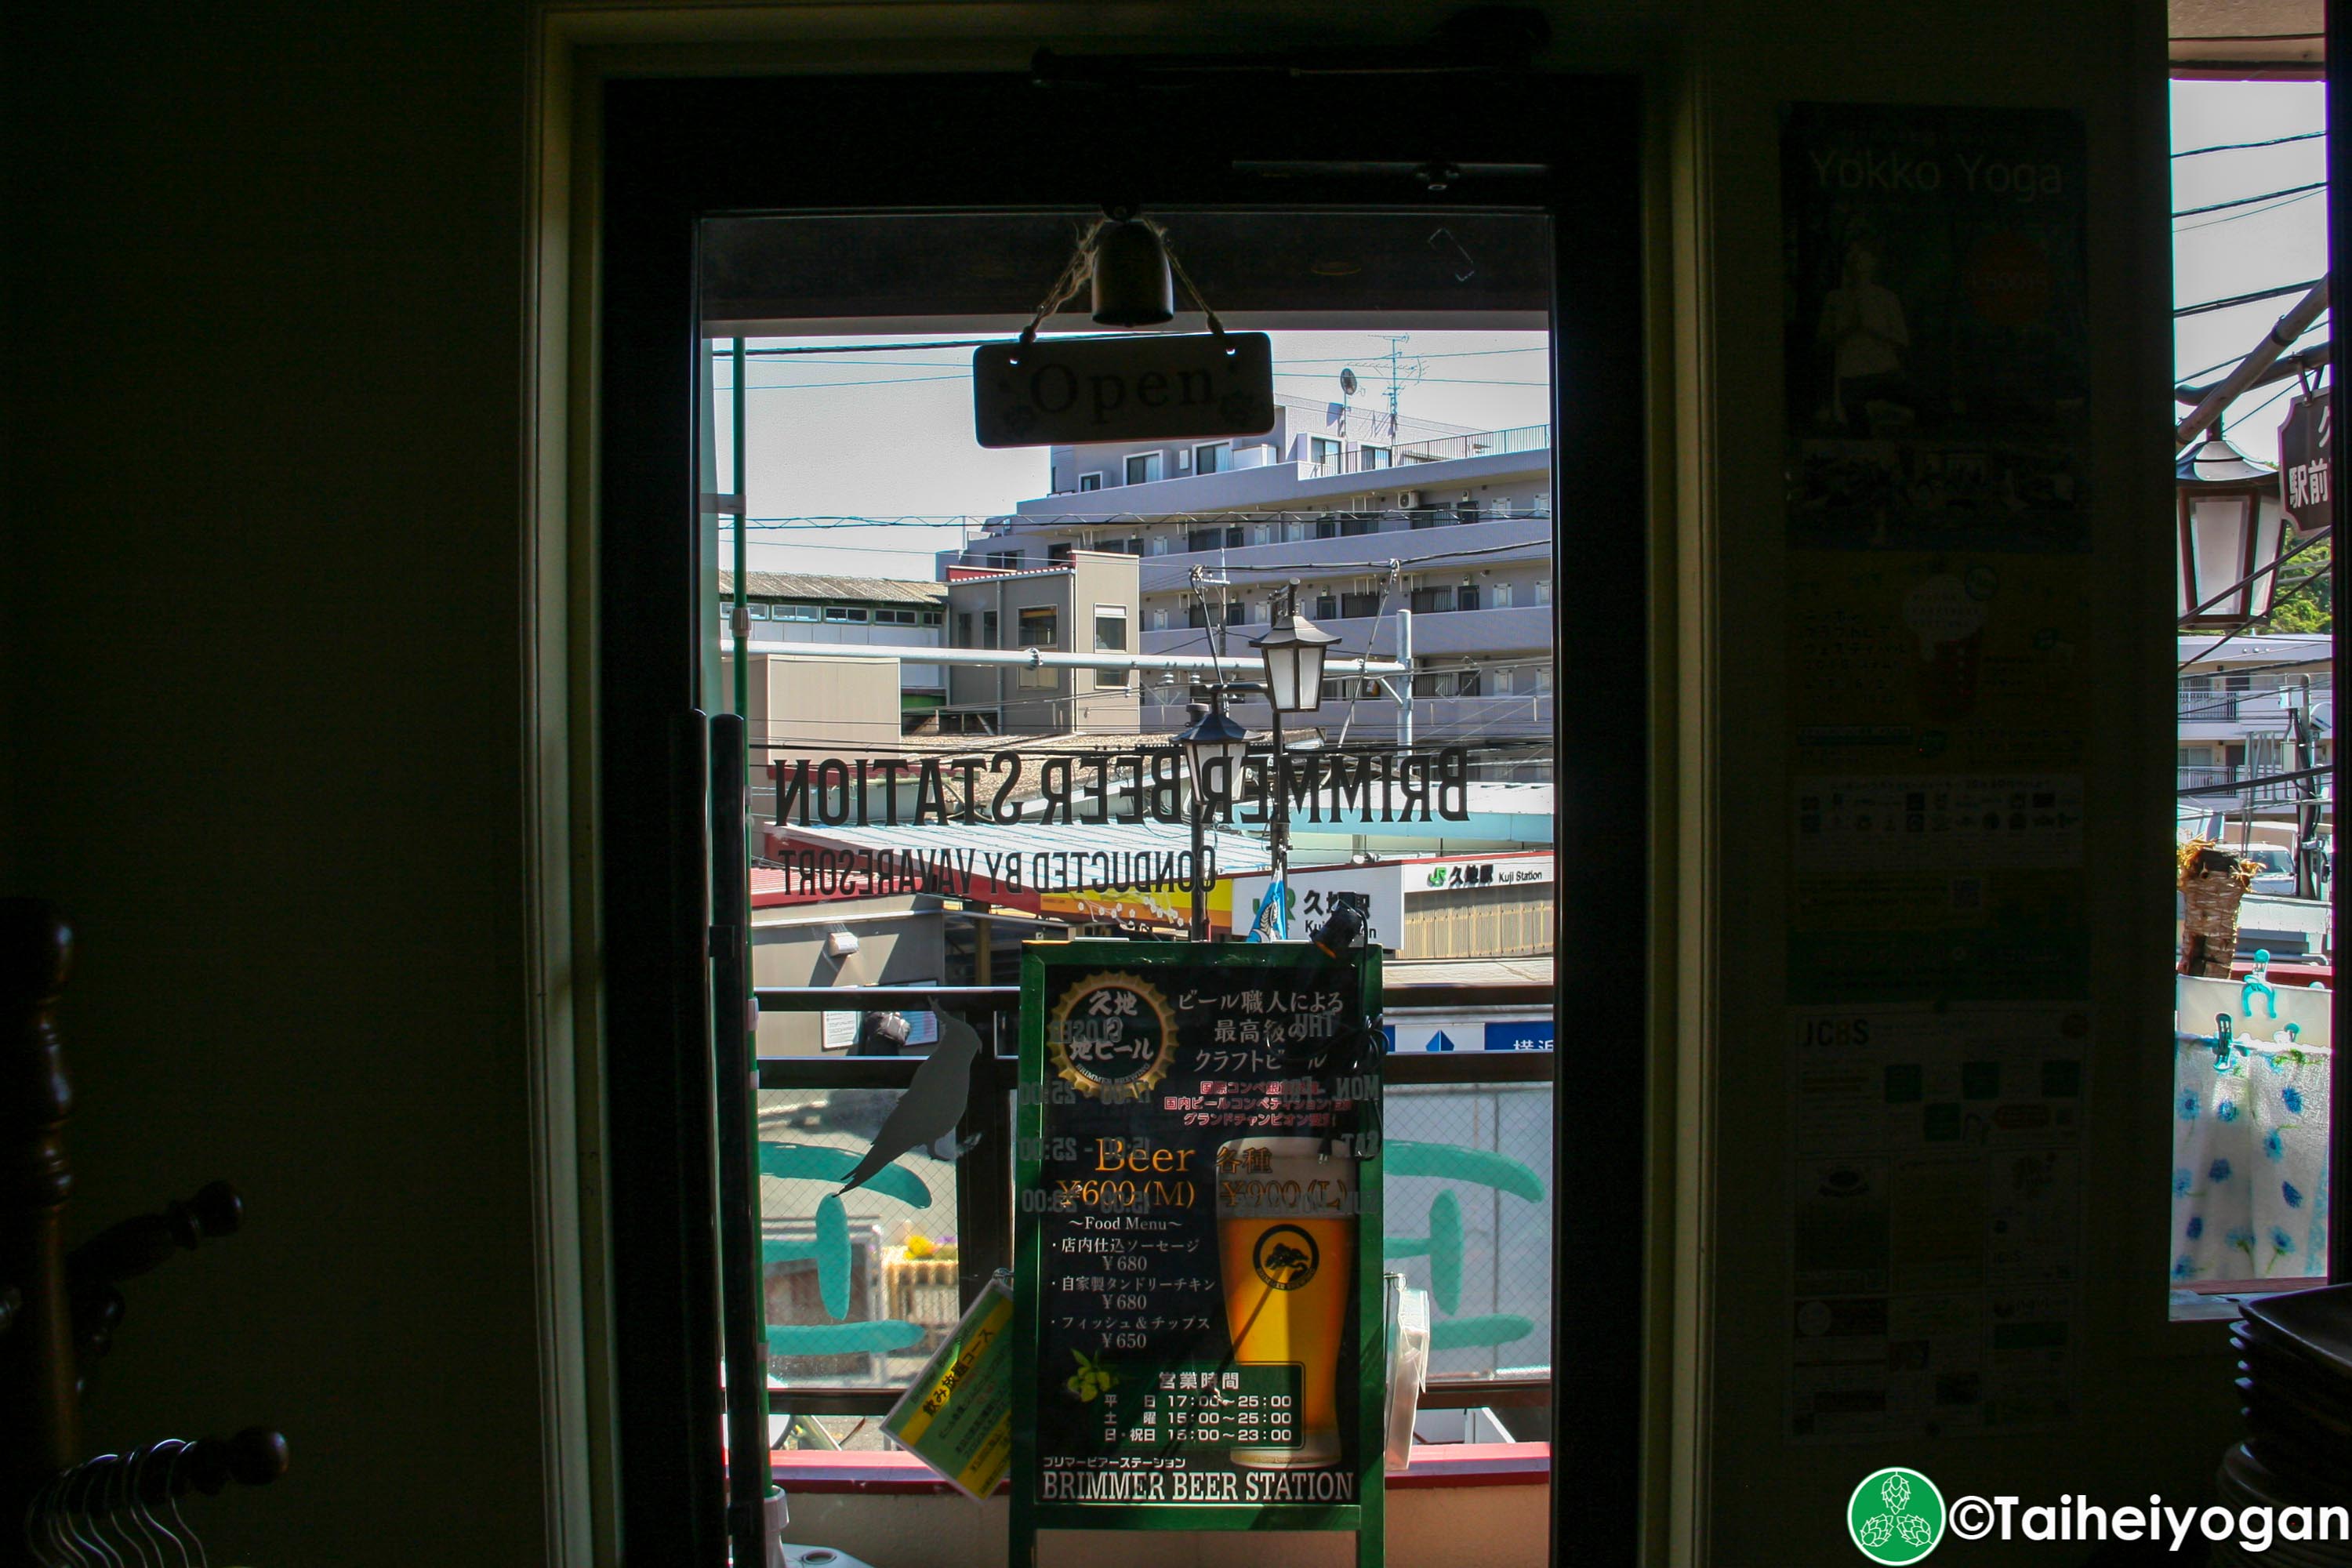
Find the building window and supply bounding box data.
[1047,543,1073,564]
[775,602,819,621]
[986,550,1022,571]
[1458,583,1481,612]
[1188,526,1225,554]
[1223,601,1245,626]
[1309,437,1341,472]
[1124,452,1163,485]
[956,612,973,648]
[1017,605,1058,688]
[1124,535,1145,555]
[982,610,998,648]
[1094,605,1129,688]
[823,606,869,622]
[1410,586,1455,615]
[746,602,770,619]
[1341,592,1379,619]
[1361,445,1391,470]
[1315,593,1339,619]
[1194,442,1229,475]
[920,610,942,626]
[1187,602,1207,630]
[1078,472,1103,492]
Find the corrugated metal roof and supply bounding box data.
[720,571,949,605]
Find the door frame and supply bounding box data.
[591,66,1649,1566]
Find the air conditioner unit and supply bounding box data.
[1395,491,1421,510]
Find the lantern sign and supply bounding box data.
[2176,426,2290,629]
[2278,390,2332,535]
[974,332,1276,448]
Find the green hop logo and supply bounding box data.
[1847,1468,1944,1563]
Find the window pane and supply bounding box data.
[1384,1086,1553,1385]
[760,1088,963,1388]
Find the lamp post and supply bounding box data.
[1175,691,1250,942]
[1250,586,1340,938]
[2177,422,2292,629]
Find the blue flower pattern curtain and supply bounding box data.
[2171,1036,2331,1283]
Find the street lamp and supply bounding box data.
[2177,423,2291,629]
[1175,694,1251,941]
[1250,590,1342,713]
[1247,587,1341,938]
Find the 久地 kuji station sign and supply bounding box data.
[1011,941,1385,1564]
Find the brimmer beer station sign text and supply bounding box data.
[1012,942,1385,1562]
[764,746,1474,904]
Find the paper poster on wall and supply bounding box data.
[1781,103,2090,554]
[1787,1004,2086,1440]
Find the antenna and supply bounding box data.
[1370,334,1424,441]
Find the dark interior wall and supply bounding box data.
[1,4,548,1563]
[0,1,2244,1565]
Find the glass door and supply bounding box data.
[599,70,1644,1566]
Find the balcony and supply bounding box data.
[1305,423,1552,477]
[2178,765,2333,807]
[1140,603,1555,662]
[1134,514,1552,595]
[1138,691,1554,743]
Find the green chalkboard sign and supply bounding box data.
[1011,940,1384,1565]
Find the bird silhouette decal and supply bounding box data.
[837,997,986,1194]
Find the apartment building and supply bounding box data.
[2178,631,2335,852]
[939,550,1142,735]
[942,396,1555,746]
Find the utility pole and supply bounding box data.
[2290,674,2326,900]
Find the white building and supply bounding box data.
[942,396,1555,747]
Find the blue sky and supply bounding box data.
[718,80,2328,582]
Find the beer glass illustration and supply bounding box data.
[1215,1136,1356,1468]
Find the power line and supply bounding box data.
[2177,321,2329,384]
[2178,278,2325,319]
[2174,129,2325,158]
[2173,180,2327,220]
[2176,187,2325,234]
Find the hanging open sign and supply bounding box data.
[973,332,1276,448]
[2278,390,2332,534]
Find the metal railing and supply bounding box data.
[748,979,1556,1417]
[2176,765,2331,804]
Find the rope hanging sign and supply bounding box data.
[974,217,1276,448]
